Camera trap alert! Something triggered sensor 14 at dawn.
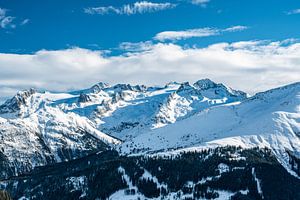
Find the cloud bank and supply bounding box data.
[84,1,176,15]
[0,39,299,101]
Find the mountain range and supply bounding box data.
[0,79,300,200]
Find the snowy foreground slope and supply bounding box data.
[1,79,300,200]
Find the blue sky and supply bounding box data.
[1,0,300,53]
[0,0,300,101]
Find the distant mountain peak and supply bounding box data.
[91,82,110,93]
[251,81,300,101]
[176,82,202,97]
[111,83,147,92]
[193,78,218,90]
[78,93,92,103]
[164,81,181,88]
[0,88,36,114]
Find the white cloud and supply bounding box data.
[119,41,153,52]
[0,39,300,101]
[224,25,248,32]
[0,8,6,18]
[287,9,300,15]
[84,1,176,15]
[0,16,14,28]
[0,8,15,29]
[154,25,248,41]
[21,19,30,26]
[84,6,118,15]
[191,0,210,6]
[154,28,218,41]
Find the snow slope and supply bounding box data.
[120,82,300,174]
[0,91,120,178]
[97,79,246,139]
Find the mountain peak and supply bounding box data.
[193,78,218,90]
[111,84,147,92]
[251,81,300,101]
[0,88,36,114]
[177,82,193,92]
[176,82,202,96]
[91,82,110,93]
[164,81,181,88]
[78,93,92,103]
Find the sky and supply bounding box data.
[0,0,300,101]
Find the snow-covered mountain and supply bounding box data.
[0,79,248,178]
[120,82,300,176]
[0,89,121,178]
[121,82,300,152]
[1,79,300,200]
